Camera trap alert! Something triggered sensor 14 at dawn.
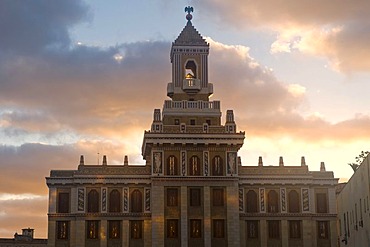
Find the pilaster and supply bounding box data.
[75,220,85,247]
[152,185,164,246]
[281,220,288,246]
[226,185,240,247]
[260,220,267,247]
[181,186,188,247]
[204,186,211,247]
[47,220,56,247]
[122,220,129,247]
[100,219,107,247]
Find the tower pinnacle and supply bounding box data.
[185,6,193,23]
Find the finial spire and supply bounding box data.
[185,6,194,23]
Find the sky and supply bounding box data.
[0,0,370,238]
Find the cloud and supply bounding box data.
[195,0,370,72]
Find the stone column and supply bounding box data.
[260,220,267,247]
[100,219,107,247]
[303,220,313,247]
[48,187,57,213]
[70,187,77,213]
[70,220,76,246]
[122,220,129,247]
[239,220,246,246]
[75,220,85,247]
[47,220,56,247]
[227,185,240,247]
[152,185,164,246]
[144,219,152,247]
[204,186,211,246]
[181,186,188,247]
[281,220,288,246]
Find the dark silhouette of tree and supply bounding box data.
[348,151,369,173]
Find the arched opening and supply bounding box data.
[109,189,121,213]
[212,156,223,176]
[246,190,258,213]
[131,189,143,213]
[185,60,197,78]
[189,155,201,176]
[166,155,178,175]
[267,190,279,213]
[87,189,99,213]
[288,190,300,213]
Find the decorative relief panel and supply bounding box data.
[280,188,286,212]
[123,188,129,212]
[145,188,151,212]
[102,188,107,212]
[239,188,244,211]
[181,151,186,176]
[152,151,163,175]
[259,188,265,212]
[227,152,237,175]
[77,187,85,212]
[302,188,310,212]
[203,151,209,176]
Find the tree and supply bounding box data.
[348,151,369,173]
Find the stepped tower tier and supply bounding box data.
[142,8,245,177]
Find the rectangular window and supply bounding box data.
[56,221,69,240]
[213,219,225,238]
[206,120,211,126]
[167,188,178,207]
[167,219,179,238]
[174,119,180,125]
[316,193,328,213]
[289,220,301,239]
[86,221,99,239]
[190,119,195,125]
[190,188,201,207]
[268,220,280,239]
[246,220,259,239]
[57,192,70,213]
[130,220,143,239]
[190,219,202,238]
[213,188,225,207]
[108,220,121,239]
[318,221,329,239]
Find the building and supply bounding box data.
[0,228,47,247]
[337,154,370,246]
[46,7,338,247]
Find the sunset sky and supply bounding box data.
[1,0,370,238]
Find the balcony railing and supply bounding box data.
[163,100,220,113]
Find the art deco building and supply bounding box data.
[46,8,338,247]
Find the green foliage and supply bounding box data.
[348,151,369,173]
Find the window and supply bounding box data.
[167,219,179,238]
[267,190,279,213]
[289,221,301,239]
[131,189,143,213]
[206,119,211,126]
[57,192,70,213]
[56,221,69,240]
[246,190,258,213]
[174,119,180,125]
[268,220,280,239]
[86,221,99,239]
[190,219,202,238]
[167,188,178,207]
[316,193,328,213]
[109,189,121,213]
[318,221,329,239]
[189,156,200,176]
[212,156,223,176]
[190,188,201,207]
[167,156,178,175]
[87,189,99,213]
[246,220,258,239]
[130,220,143,239]
[185,60,197,78]
[288,190,300,213]
[108,221,121,239]
[213,188,225,207]
[213,219,225,238]
[190,119,196,125]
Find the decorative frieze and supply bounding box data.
[152,151,163,175]
[227,152,237,175]
[77,187,85,212]
[302,188,310,212]
[102,187,107,212]
[260,188,265,212]
[203,151,209,176]
[181,150,186,176]
[239,188,244,211]
[123,188,129,212]
[281,188,286,213]
[145,188,151,212]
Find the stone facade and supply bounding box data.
[46,8,338,247]
[337,154,370,246]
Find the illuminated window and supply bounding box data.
[189,156,200,176]
[213,219,225,238]
[246,220,258,239]
[318,221,329,239]
[131,190,143,213]
[316,193,328,213]
[167,156,178,175]
[109,189,121,213]
[87,189,99,213]
[267,190,279,213]
[130,220,143,239]
[190,188,201,207]
[86,221,99,239]
[57,192,70,213]
[246,190,258,213]
[268,220,280,239]
[289,220,301,239]
[212,156,223,176]
[108,221,121,239]
[213,188,225,207]
[56,221,69,240]
[190,219,202,238]
[167,188,178,207]
[288,190,300,213]
[167,219,179,238]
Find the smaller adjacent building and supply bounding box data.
[337,154,370,246]
[0,228,47,247]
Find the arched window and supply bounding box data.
[267,190,279,213]
[109,189,121,213]
[166,156,178,175]
[87,189,99,213]
[185,60,197,78]
[212,156,223,176]
[288,190,300,213]
[131,190,143,213]
[189,156,201,176]
[246,190,258,213]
